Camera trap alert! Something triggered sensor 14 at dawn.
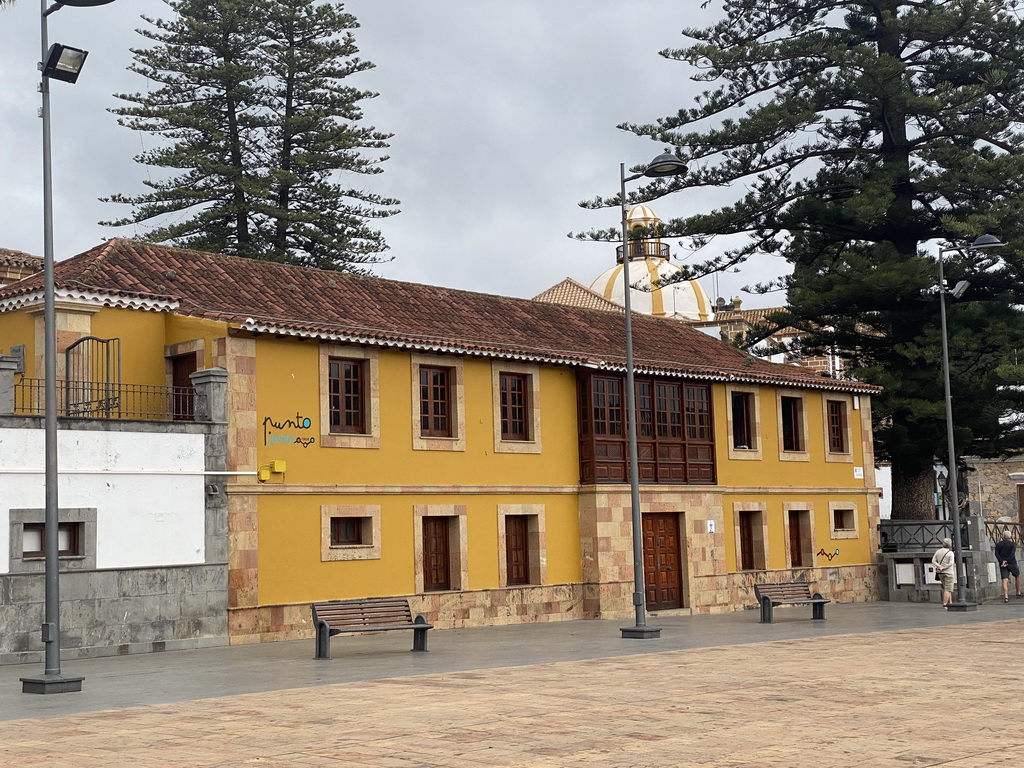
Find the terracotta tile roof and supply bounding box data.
[0,239,878,393]
[0,248,42,267]
[532,278,623,313]
[0,249,42,285]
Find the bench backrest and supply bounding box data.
[312,598,414,629]
[754,582,813,601]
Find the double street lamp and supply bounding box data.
[937,234,1003,612]
[618,151,687,639]
[20,0,116,696]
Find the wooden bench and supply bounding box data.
[753,582,830,624]
[312,597,433,659]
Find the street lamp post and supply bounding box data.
[937,235,1002,612]
[618,151,687,639]
[20,0,116,695]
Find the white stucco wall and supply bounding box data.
[0,428,207,572]
[876,464,892,519]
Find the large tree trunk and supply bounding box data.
[890,465,936,519]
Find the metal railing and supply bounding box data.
[616,241,670,261]
[14,378,197,421]
[985,522,1024,549]
[878,519,970,552]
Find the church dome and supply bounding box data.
[588,205,713,322]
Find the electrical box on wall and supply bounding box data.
[895,562,915,585]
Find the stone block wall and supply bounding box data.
[0,564,227,665]
[227,583,591,645]
[965,456,1024,522]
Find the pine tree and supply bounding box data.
[102,0,398,271]
[103,0,266,258]
[589,0,1024,518]
[257,0,398,270]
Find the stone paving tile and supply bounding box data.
[6,621,1024,767]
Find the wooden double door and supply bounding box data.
[642,513,685,611]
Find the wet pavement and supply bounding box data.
[3,599,1024,766]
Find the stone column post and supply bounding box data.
[190,367,228,423]
[0,355,19,415]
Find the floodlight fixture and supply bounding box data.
[41,43,88,84]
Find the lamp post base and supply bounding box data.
[621,625,661,639]
[20,673,84,694]
[946,601,978,612]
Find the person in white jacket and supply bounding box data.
[932,537,955,607]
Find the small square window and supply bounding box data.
[23,522,82,558]
[833,508,855,532]
[829,503,859,540]
[321,506,381,561]
[330,517,366,546]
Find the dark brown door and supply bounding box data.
[788,510,805,567]
[643,513,683,610]
[505,515,530,585]
[423,517,451,591]
[170,353,198,421]
[739,510,756,571]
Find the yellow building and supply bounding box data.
[0,239,881,645]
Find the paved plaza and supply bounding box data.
[3,601,1024,767]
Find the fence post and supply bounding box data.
[190,367,228,423]
[0,355,18,415]
[966,515,990,551]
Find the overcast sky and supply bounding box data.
[0,1,787,308]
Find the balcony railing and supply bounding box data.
[14,378,197,421]
[878,519,969,552]
[615,241,670,261]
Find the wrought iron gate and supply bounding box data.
[64,336,121,417]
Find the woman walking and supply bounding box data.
[932,537,955,607]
